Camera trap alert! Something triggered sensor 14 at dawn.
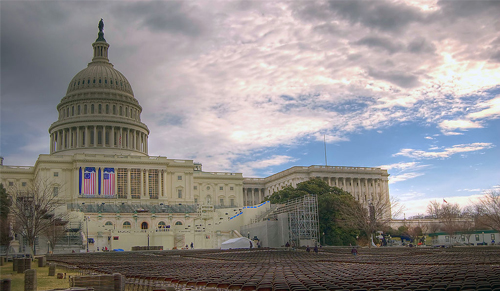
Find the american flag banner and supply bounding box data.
[84,167,96,195]
[103,168,115,196]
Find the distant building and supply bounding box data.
[0,21,389,252]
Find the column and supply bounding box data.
[50,134,54,153]
[140,169,144,197]
[366,178,370,201]
[62,129,66,150]
[93,126,97,147]
[163,170,168,198]
[145,169,149,199]
[85,126,89,147]
[58,130,62,150]
[137,132,140,151]
[158,170,162,199]
[76,127,80,149]
[110,126,114,148]
[127,169,131,199]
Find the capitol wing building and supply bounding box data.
[0,23,389,252]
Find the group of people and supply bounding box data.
[305,245,319,253]
[284,241,319,253]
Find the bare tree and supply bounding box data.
[338,191,402,248]
[8,180,65,255]
[427,200,442,219]
[43,216,68,253]
[0,184,13,255]
[459,207,477,245]
[475,190,500,231]
[426,200,466,246]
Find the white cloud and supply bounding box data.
[394,142,494,159]
[1,1,500,179]
[380,162,419,171]
[235,155,297,177]
[389,172,425,184]
[468,95,500,120]
[439,119,483,131]
[457,188,481,192]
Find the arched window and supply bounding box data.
[175,221,183,226]
[123,221,131,229]
[105,221,113,226]
[206,195,211,205]
[84,105,87,114]
[98,104,102,114]
[113,105,116,115]
[91,104,94,114]
[106,104,109,114]
[141,222,148,229]
[158,221,166,228]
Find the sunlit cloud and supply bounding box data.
[394,143,494,159]
[389,172,425,184]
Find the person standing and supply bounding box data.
[190,242,194,249]
[351,247,358,256]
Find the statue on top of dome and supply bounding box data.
[98,19,104,32]
[96,19,106,42]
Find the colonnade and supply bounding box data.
[51,125,148,154]
[323,177,389,204]
[243,188,265,206]
[78,168,185,201]
[250,176,389,207]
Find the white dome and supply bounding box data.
[48,20,149,157]
[67,62,134,96]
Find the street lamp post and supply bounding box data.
[482,232,485,245]
[322,232,325,246]
[147,233,150,249]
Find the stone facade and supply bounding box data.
[0,21,390,252]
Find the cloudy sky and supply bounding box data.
[1,0,499,217]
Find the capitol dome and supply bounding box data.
[48,20,149,156]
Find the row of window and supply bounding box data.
[7,181,27,187]
[192,196,236,207]
[193,185,234,191]
[70,76,131,92]
[59,103,140,121]
[105,220,183,229]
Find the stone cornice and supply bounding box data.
[59,90,140,108]
[48,118,149,134]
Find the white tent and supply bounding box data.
[221,237,253,250]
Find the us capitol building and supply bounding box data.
[0,21,389,252]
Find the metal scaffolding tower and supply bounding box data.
[273,195,320,247]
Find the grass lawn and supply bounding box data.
[0,259,80,291]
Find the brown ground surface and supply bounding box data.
[48,247,500,290]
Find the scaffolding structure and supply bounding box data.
[273,195,320,247]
